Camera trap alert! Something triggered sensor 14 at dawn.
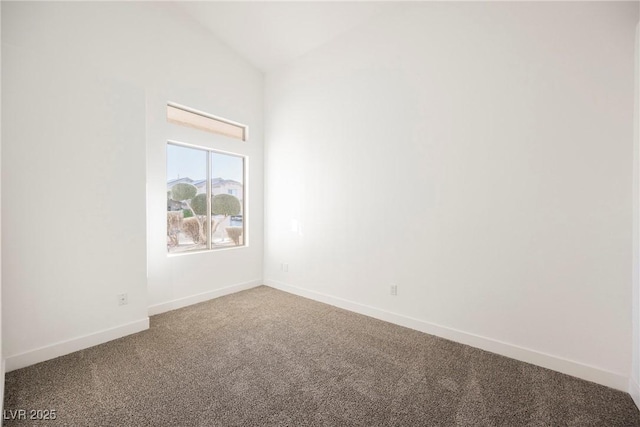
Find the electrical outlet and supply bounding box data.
[390,284,398,296]
[117,293,128,306]
[283,263,289,273]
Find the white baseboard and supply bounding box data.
[630,377,640,410]
[265,279,628,392]
[5,318,149,373]
[1,358,5,424]
[148,279,262,316]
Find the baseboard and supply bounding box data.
[265,279,628,392]
[630,377,640,410]
[148,279,262,316]
[5,318,149,373]
[1,359,5,425]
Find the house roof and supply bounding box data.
[167,177,195,187]
[170,178,241,188]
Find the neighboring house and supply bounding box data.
[167,177,196,189]
[168,177,243,202]
[167,177,244,214]
[194,178,243,202]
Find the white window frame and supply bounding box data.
[167,140,247,254]
[167,102,248,141]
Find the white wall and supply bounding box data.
[0,0,4,413]
[147,95,264,314]
[2,2,263,370]
[631,20,640,407]
[144,16,264,314]
[265,2,639,390]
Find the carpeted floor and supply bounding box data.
[4,286,640,426]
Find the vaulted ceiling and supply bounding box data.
[176,2,400,72]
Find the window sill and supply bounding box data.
[167,244,248,257]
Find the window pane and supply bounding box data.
[167,105,247,141]
[211,152,244,248]
[167,144,208,253]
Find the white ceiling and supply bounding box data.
[176,2,400,72]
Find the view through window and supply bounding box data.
[167,143,245,253]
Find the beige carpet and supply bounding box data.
[4,286,640,426]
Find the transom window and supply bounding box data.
[167,103,248,141]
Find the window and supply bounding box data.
[167,142,245,253]
[167,103,248,141]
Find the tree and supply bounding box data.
[212,194,241,217]
[168,186,241,245]
[191,193,207,216]
[190,193,209,242]
[169,183,204,243]
[170,183,197,202]
[212,194,241,240]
